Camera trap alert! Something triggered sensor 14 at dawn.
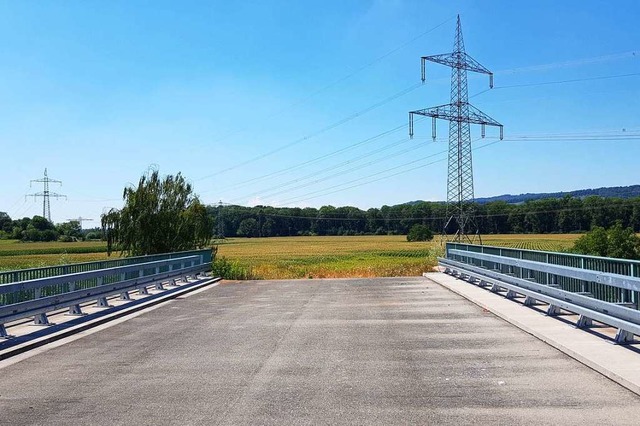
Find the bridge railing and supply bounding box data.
[445,243,639,308]
[0,249,213,338]
[0,248,213,285]
[440,243,640,343]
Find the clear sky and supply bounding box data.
[0,0,639,224]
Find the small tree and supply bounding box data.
[101,170,212,256]
[571,226,609,257]
[407,224,434,242]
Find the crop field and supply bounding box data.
[215,234,581,280]
[0,240,111,271]
[0,234,581,278]
[480,234,579,252]
[215,235,439,279]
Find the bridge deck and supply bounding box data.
[1,277,639,425]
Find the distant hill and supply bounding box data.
[405,185,640,205]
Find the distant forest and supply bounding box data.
[207,195,640,238]
[473,185,640,204]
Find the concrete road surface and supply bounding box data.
[1,277,639,425]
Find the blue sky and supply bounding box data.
[0,0,639,224]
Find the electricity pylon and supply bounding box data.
[67,217,93,229]
[26,168,67,222]
[409,15,503,243]
[215,200,232,240]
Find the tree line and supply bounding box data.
[0,213,100,242]
[207,195,640,238]
[3,194,640,244]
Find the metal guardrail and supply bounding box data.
[0,248,213,285]
[0,250,213,338]
[440,243,640,344]
[445,243,640,308]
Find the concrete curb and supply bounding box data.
[0,277,221,361]
[426,271,640,397]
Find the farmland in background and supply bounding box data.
[215,234,581,279]
[0,234,581,277]
[481,234,579,252]
[0,240,110,270]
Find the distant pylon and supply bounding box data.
[26,168,67,222]
[409,15,503,243]
[67,217,93,229]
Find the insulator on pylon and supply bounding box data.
[481,124,486,138]
[499,125,504,140]
[409,113,414,138]
[432,117,437,141]
[489,74,494,89]
[421,58,426,83]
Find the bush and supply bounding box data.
[571,222,640,260]
[85,231,103,241]
[211,256,256,280]
[406,224,434,242]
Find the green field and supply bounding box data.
[0,234,580,278]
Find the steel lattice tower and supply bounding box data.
[409,16,503,243]
[26,168,66,222]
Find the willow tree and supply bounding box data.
[102,170,212,256]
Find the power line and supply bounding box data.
[200,121,413,196]
[267,132,640,207]
[471,72,640,99]
[230,136,438,203]
[277,138,496,206]
[221,130,638,208]
[494,51,638,75]
[208,16,456,145]
[196,82,423,181]
[199,52,638,186]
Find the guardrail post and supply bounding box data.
[614,329,635,345]
[93,277,109,307]
[181,260,188,283]
[167,263,178,286]
[34,313,50,325]
[576,315,593,328]
[0,324,9,338]
[68,304,83,316]
[153,266,165,290]
[120,291,131,300]
[96,297,109,307]
[547,304,561,316]
[136,269,149,294]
